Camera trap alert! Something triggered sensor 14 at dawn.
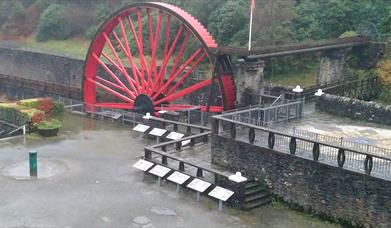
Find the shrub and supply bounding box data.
[52,101,65,117]
[18,98,40,109]
[36,2,95,41]
[20,108,44,118]
[11,1,25,18]
[36,119,62,130]
[379,87,391,104]
[36,4,70,41]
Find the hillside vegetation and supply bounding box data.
[0,0,390,96]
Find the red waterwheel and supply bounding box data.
[84,2,236,114]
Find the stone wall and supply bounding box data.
[316,94,391,125]
[211,135,391,227]
[0,47,84,88]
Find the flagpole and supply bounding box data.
[248,1,254,51]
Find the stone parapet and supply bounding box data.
[316,94,391,125]
[0,47,84,88]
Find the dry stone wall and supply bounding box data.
[316,94,391,125]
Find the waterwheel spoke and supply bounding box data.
[137,9,152,93]
[155,79,211,105]
[101,33,139,96]
[170,30,191,77]
[87,77,134,103]
[164,15,171,58]
[147,9,154,89]
[148,10,163,85]
[96,76,131,93]
[165,52,207,97]
[151,25,185,95]
[161,14,171,89]
[152,48,202,100]
[117,17,143,94]
[112,30,142,82]
[128,15,150,93]
[92,53,135,99]
[159,24,185,81]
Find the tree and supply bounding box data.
[36,4,69,41]
[294,0,391,40]
[207,0,247,46]
[252,0,296,46]
[379,5,391,34]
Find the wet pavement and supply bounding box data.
[0,113,338,227]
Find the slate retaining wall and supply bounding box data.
[211,134,391,227]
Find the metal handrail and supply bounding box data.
[213,115,391,162]
[148,116,210,131]
[269,95,282,107]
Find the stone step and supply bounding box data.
[245,182,260,189]
[245,191,270,203]
[244,186,265,196]
[243,197,272,210]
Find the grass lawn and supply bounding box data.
[265,70,317,87]
[14,35,178,67]
[18,35,91,59]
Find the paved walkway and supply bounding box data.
[0,113,338,227]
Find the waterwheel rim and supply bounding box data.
[83,2,236,114]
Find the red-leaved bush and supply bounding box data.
[37,98,54,114]
[31,112,45,124]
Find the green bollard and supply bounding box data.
[29,151,37,178]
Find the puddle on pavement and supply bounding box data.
[2,158,69,180]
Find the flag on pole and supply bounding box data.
[248,0,256,51]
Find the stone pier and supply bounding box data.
[317,49,347,84]
[235,59,265,106]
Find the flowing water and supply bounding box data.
[279,104,391,150]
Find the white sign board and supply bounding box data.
[149,165,171,177]
[208,186,234,202]
[132,159,154,171]
[167,171,190,185]
[149,128,167,137]
[187,178,212,193]
[133,124,150,133]
[166,132,184,140]
[181,139,191,146]
[100,111,123,120]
